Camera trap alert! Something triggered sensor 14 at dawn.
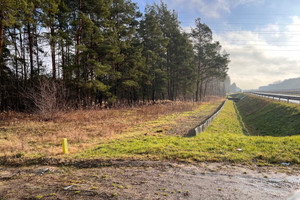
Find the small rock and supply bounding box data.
[34,168,50,175]
[184,191,190,196]
[41,168,50,173]
[64,185,73,190]
[281,162,290,166]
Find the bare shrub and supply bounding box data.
[23,79,69,120]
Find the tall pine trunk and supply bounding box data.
[76,0,82,105]
[27,22,34,79]
[204,80,209,98]
[50,26,56,79]
[13,27,18,78]
[0,9,4,63]
[199,80,203,101]
[195,62,201,102]
[0,9,4,111]
[61,45,65,79]
[195,80,199,102]
[20,31,27,81]
[76,0,82,70]
[34,25,40,76]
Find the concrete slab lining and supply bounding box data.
[192,100,227,136]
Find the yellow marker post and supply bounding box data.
[62,138,69,154]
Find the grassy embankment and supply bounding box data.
[237,95,300,136]
[79,95,300,165]
[1,94,299,165]
[0,99,223,162]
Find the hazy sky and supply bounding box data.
[133,0,300,90]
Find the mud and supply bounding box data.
[0,162,299,200]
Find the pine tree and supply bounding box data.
[191,18,213,101]
[40,0,61,79]
[0,0,230,111]
[151,2,195,100]
[170,32,195,100]
[0,0,18,110]
[191,18,229,101]
[139,6,168,101]
[57,0,71,80]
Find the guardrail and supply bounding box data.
[188,100,227,136]
[258,89,300,95]
[250,92,300,104]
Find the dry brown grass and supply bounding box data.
[0,97,224,158]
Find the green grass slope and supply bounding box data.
[228,93,245,99]
[78,100,300,165]
[238,95,300,136]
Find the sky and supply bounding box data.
[133,0,300,90]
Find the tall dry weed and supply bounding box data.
[0,97,224,157]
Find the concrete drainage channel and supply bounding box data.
[189,100,227,136]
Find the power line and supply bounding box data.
[214,40,300,42]
[214,31,300,33]
[223,44,300,46]
[181,22,300,26]
[222,48,300,51]
[215,33,300,35]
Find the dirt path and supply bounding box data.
[1,162,299,200]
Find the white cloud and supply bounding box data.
[166,0,263,18]
[181,26,192,33]
[214,16,300,90]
